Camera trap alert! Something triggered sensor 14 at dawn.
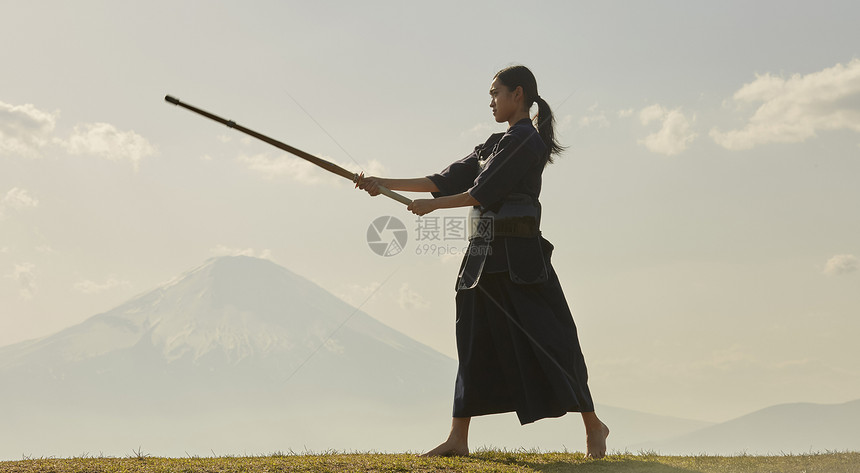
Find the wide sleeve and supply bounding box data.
[467,132,542,209]
[426,147,481,198]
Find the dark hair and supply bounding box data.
[494,65,565,164]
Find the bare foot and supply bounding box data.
[585,421,610,459]
[420,438,469,457]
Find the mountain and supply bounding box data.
[6,255,834,458]
[636,399,860,454]
[0,255,449,373]
[0,256,457,458]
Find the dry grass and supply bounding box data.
[1,450,858,473]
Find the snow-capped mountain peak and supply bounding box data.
[2,256,378,366]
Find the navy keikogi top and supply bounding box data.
[426,118,546,212]
[427,118,550,285]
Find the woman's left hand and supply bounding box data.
[407,199,437,216]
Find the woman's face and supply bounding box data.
[489,77,521,124]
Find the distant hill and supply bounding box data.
[636,399,860,454]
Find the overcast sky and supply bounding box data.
[2,0,859,423]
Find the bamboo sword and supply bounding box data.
[164,95,412,206]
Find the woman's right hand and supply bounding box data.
[355,172,385,196]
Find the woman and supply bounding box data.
[357,65,609,459]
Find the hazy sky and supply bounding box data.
[2,1,859,423]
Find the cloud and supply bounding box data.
[74,277,131,294]
[239,153,386,184]
[1,99,158,170]
[63,122,156,171]
[618,108,635,118]
[337,281,382,307]
[578,104,610,128]
[2,187,39,209]
[0,100,58,157]
[238,153,322,182]
[710,59,860,150]
[398,282,429,310]
[638,104,697,155]
[462,122,496,138]
[323,338,345,354]
[210,245,273,260]
[337,281,429,313]
[0,187,39,218]
[6,262,37,299]
[557,114,574,132]
[823,254,858,276]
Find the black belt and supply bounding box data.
[468,194,541,239]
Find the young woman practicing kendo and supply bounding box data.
[357,65,609,458]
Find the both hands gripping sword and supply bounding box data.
[164,95,412,206]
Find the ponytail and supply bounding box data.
[533,96,564,165]
[494,65,565,165]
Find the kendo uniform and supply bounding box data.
[427,118,594,425]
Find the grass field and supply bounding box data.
[1,450,859,473]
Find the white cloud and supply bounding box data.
[1,99,157,169]
[6,262,37,299]
[239,153,320,182]
[0,187,39,218]
[74,277,131,294]
[0,100,58,157]
[63,122,157,171]
[639,104,669,125]
[239,153,386,185]
[638,104,698,156]
[2,187,39,209]
[398,282,429,310]
[336,281,428,313]
[337,281,382,307]
[579,114,610,128]
[618,108,635,118]
[578,104,610,128]
[557,114,574,132]
[462,122,495,138]
[35,245,54,254]
[711,59,860,150]
[323,338,345,354]
[210,245,273,260]
[823,254,858,276]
